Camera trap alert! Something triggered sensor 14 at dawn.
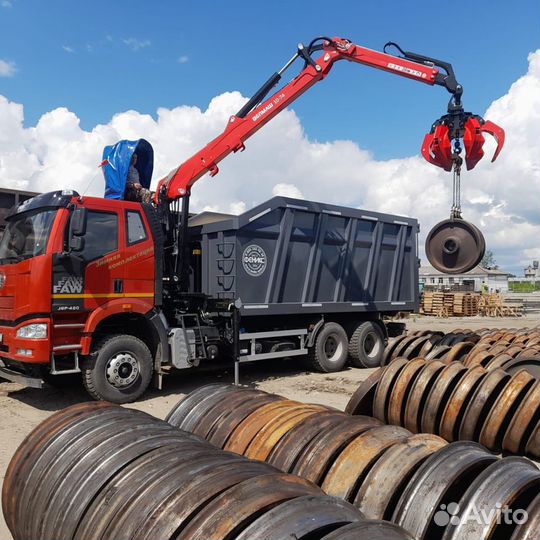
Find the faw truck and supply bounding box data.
[0,36,503,402]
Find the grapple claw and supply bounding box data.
[463,116,505,170]
[480,119,505,162]
[422,111,505,171]
[421,123,453,171]
[463,116,485,170]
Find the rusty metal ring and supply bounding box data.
[267,411,349,472]
[292,416,382,485]
[479,369,536,451]
[179,385,254,434]
[18,407,154,540]
[132,459,276,540]
[441,457,540,540]
[444,341,476,362]
[421,363,469,435]
[165,383,235,426]
[207,394,285,449]
[392,441,497,540]
[244,405,326,461]
[439,365,487,442]
[177,473,321,540]
[321,425,411,501]
[345,368,383,416]
[509,492,540,540]
[224,400,308,455]
[484,352,514,371]
[2,401,113,533]
[525,422,540,459]
[354,433,447,520]
[462,343,491,365]
[459,368,511,442]
[401,336,432,360]
[425,345,452,361]
[463,350,495,368]
[37,425,199,540]
[77,445,245,539]
[320,520,415,540]
[503,381,540,455]
[403,361,446,433]
[234,495,364,540]
[390,336,423,363]
[382,335,410,366]
[387,358,427,426]
[418,333,445,357]
[190,388,269,440]
[488,343,511,356]
[373,358,410,423]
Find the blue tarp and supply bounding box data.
[102,139,154,199]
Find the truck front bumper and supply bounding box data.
[0,359,44,388]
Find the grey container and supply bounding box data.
[189,197,419,316]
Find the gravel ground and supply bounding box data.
[0,315,538,539]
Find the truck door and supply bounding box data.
[52,204,122,314]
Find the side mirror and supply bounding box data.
[70,207,87,237]
[68,207,87,252]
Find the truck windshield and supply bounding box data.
[0,209,58,263]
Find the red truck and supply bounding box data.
[0,36,503,402]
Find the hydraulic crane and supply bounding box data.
[154,36,504,282]
[0,35,506,402]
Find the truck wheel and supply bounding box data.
[308,322,348,373]
[82,334,153,403]
[349,321,385,368]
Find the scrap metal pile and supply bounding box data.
[347,327,539,456]
[165,384,539,539]
[3,327,538,540]
[2,402,413,540]
[380,327,540,369]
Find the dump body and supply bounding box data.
[191,197,419,316]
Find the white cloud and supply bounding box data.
[177,55,189,64]
[272,183,304,199]
[123,38,151,51]
[0,50,538,274]
[1,1,12,8]
[62,45,75,54]
[0,59,16,77]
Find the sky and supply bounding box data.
[0,0,539,275]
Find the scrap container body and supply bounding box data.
[191,197,419,316]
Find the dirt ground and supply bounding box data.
[0,315,538,539]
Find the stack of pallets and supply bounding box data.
[421,292,446,316]
[479,294,523,317]
[421,292,481,317]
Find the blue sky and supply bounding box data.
[1,0,538,160]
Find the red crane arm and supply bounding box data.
[156,37,457,202]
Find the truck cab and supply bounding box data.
[0,190,162,402]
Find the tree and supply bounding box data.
[481,250,498,269]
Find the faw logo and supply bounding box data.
[53,276,84,294]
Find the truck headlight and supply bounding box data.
[16,323,48,339]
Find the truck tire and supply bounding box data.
[82,334,153,403]
[308,322,348,373]
[348,321,385,368]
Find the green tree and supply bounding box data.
[481,250,498,269]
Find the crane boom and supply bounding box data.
[156,36,461,202]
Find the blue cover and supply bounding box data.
[102,139,154,199]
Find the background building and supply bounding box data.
[420,265,511,293]
[0,187,39,233]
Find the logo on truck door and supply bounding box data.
[53,276,84,294]
[242,244,267,277]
